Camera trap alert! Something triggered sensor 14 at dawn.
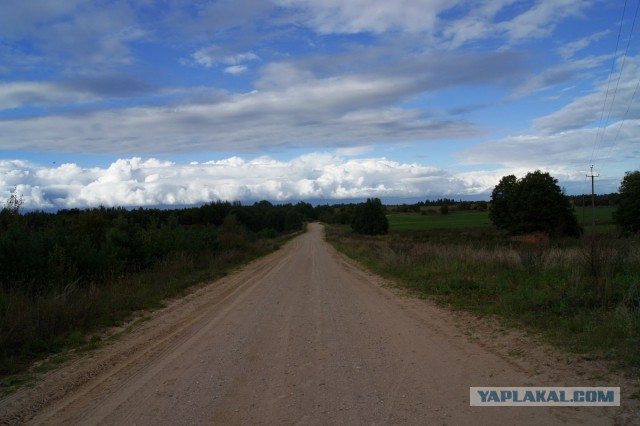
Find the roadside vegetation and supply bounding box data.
[0,198,314,378]
[326,225,639,374]
[327,172,640,375]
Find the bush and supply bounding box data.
[351,198,389,235]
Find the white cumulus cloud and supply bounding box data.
[1,154,512,210]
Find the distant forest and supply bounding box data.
[567,193,620,207]
[388,193,619,213]
[417,193,620,207]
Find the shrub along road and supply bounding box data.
[1,224,636,424]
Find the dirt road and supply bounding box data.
[1,223,637,425]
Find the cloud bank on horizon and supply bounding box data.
[0,0,638,208]
[0,155,508,209]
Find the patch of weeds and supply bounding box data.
[0,373,34,397]
[77,335,103,352]
[66,331,85,348]
[1,374,31,388]
[49,354,68,365]
[106,331,124,342]
[137,314,152,323]
[33,354,69,374]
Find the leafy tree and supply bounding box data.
[489,175,518,230]
[351,198,388,235]
[615,170,640,234]
[490,171,582,238]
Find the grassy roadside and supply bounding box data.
[0,235,289,391]
[325,224,640,376]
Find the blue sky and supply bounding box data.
[1,0,639,209]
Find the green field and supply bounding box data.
[388,206,617,232]
[388,211,490,231]
[573,205,616,225]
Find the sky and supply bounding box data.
[1,0,639,209]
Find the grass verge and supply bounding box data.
[325,224,640,376]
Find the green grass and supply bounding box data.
[388,211,491,231]
[574,206,617,233]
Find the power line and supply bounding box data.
[600,74,640,168]
[592,0,640,166]
[589,0,629,166]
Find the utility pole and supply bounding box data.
[586,165,599,229]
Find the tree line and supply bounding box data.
[0,200,318,294]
